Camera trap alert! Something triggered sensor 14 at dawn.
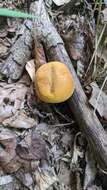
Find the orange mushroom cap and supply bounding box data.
[35,61,75,103]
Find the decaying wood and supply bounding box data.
[34,37,46,70]
[32,1,107,172]
[0,20,33,81]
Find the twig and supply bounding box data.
[49,122,74,128]
[53,106,71,122]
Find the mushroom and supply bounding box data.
[34,61,75,103]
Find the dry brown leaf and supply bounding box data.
[16,131,47,161]
[25,59,36,82]
[0,128,21,173]
[89,82,107,120]
[35,167,58,190]
[3,110,36,129]
[62,29,83,61]
[0,80,28,123]
[69,46,81,61]
[15,171,33,188]
[0,128,47,173]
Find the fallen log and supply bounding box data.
[32,1,107,172]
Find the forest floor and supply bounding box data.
[0,1,107,190]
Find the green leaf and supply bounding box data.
[0,8,38,19]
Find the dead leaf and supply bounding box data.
[57,161,71,187]
[35,166,58,190]
[16,131,47,161]
[69,46,81,60]
[25,59,35,82]
[101,8,107,23]
[0,128,47,173]
[15,171,33,188]
[0,175,13,186]
[0,128,21,173]
[89,82,107,120]
[0,80,28,123]
[52,0,70,6]
[62,29,84,62]
[96,22,107,65]
[3,110,36,129]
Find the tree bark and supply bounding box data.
[0,20,33,81]
[32,1,107,172]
